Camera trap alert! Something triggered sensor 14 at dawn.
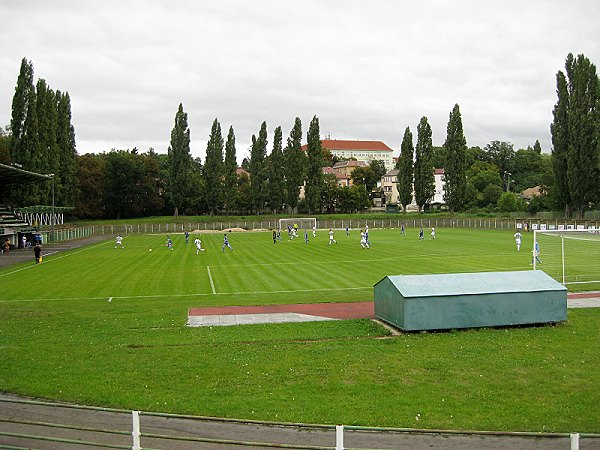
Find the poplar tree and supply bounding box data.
[305,115,323,213]
[283,117,305,214]
[204,118,224,215]
[56,91,77,206]
[168,103,192,216]
[268,126,285,213]
[249,121,268,214]
[551,53,600,218]
[396,127,414,213]
[443,104,468,212]
[10,58,34,167]
[414,116,435,212]
[223,126,238,214]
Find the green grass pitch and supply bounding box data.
[1,228,599,432]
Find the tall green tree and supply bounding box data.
[56,91,78,206]
[10,58,35,168]
[484,141,515,190]
[267,126,285,213]
[551,69,571,215]
[223,126,238,214]
[396,127,414,212]
[305,115,323,213]
[283,117,305,214]
[75,153,106,219]
[249,121,268,214]
[204,118,224,215]
[443,104,468,212]
[551,53,600,217]
[167,103,192,216]
[35,79,58,203]
[413,116,435,212]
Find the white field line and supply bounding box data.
[207,266,216,294]
[0,286,372,303]
[0,242,109,278]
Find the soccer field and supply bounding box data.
[1,228,599,433]
[2,227,533,304]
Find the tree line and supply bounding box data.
[1,53,598,219]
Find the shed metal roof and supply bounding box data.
[376,271,566,298]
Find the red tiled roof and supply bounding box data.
[301,139,393,152]
[434,168,445,175]
[333,160,368,169]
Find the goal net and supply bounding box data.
[533,228,600,289]
[278,218,317,231]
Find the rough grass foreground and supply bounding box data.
[0,230,598,433]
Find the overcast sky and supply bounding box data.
[1,1,599,162]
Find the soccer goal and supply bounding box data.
[278,218,317,231]
[533,228,600,288]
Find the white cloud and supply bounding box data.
[1,0,599,161]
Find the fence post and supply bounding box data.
[132,410,141,450]
[336,424,344,450]
[571,433,579,450]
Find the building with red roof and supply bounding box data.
[301,139,395,171]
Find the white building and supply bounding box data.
[381,168,446,209]
[302,139,395,171]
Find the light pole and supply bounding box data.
[504,171,512,192]
[48,173,55,242]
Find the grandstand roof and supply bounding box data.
[0,163,51,186]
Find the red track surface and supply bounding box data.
[188,302,374,319]
[188,292,599,320]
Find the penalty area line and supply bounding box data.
[207,266,216,294]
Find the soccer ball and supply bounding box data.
[149,249,152,252]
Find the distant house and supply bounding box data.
[302,139,395,171]
[381,168,446,209]
[521,185,544,201]
[322,167,351,187]
[236,167,250,178]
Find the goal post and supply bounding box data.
[278,218,317,231]
[533,228,600,288]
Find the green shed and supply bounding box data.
[374,270,567,331]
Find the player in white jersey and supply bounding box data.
[194,237,204,254]
[514,231,522,251]
[360,230,370,249]
[328,229,337,245]
[115,235,124,248]
[431,227,436,239]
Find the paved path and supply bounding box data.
[1,395,598,449]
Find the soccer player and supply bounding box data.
[277,229,282,241]
[312,226,317,238]
[345,226,349,236]
[360,230,370,249]
[514,231,522,251]
[115,235,124,248]
[33,243,42,264]
[531,240,541,265]
[194,237,204,254]
[185,231,189,244]
[272,230,277,244]
[222,234,233,252]
[419,228,424,240]
[400,223,406,236]
[304,230,309,244]
[166,236,173,250]
[431,227,436,239]
[328,229,337,245]
[365,227,370,245]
